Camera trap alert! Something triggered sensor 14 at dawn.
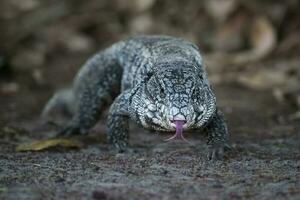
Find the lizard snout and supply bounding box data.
[169,115,187,128]
[168,106,189,127]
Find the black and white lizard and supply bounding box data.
[43,35,231,160]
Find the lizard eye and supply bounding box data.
[191,87,195,94]
[160,87,165,94]
[159,87,166,99]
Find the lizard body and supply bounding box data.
[43,35,230,160]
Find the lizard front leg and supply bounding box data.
[106,91,132,153]
[205,108,231,160]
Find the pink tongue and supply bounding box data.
[165,120,189,142]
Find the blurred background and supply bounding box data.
[1,1,300,199]
[0,0,300,125]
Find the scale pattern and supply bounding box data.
[43,35,230,160]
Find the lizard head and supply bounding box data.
[143,61,216,140]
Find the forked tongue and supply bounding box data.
[165,120,189,143]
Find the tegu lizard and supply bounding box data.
[43,35,231,160]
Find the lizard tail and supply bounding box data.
[41,88,75,118]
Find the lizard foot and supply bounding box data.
[54,123,86,138]
[111,141,132,154]
[207,142,232,161]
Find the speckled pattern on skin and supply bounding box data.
[43,35,230,160]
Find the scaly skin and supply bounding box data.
[43,35,231,160]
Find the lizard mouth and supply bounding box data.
[165,120,189,143]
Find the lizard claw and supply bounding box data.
[115,147,135,154]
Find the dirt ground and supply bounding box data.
[0,81,299,199]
